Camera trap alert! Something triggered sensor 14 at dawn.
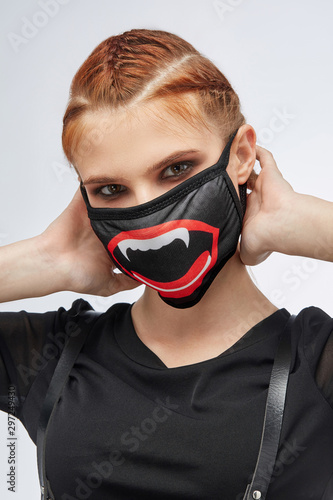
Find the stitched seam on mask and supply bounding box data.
[88,169,229,220]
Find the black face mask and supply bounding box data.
[80,131,246,309]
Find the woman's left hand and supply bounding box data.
[240,145,294,265]
[240,145,333,266]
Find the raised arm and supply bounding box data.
[240,146,333,266]
[0,189,139,303]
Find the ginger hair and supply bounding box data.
[62,29,245,167]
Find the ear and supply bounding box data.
[228,124,256,185]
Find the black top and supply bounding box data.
[0,299,333,499]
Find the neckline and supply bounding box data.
[114,305,291,370]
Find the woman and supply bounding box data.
[0,29,332,499]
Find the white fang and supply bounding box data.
[118,228,190,261]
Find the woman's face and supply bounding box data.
[75,101,230,209]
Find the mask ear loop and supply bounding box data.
[223,130,247,218]
[239,182,247,217]
[80,182,95,211]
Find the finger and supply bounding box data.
[247,170,259,191]
[256,145,275,162]
[256,145,283,175]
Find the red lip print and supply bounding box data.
[107,220,219,299]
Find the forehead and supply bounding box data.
[73,101,223,177]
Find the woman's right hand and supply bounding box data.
[40,188,141,296]
[0,188,140,303]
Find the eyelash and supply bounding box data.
[94,162,194,199]
[161,161,193,179]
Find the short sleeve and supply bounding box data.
[0,298,94,421]
[299,306,333,407]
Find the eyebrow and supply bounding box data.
[81,149,200,186]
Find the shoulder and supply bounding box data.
[66,298,132,341]
[293,306,333,371]
[294,306,333,342]
[57,298,130,323]
[55,298,132,337]
[295,305,332,328]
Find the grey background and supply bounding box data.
[0,0,333,497]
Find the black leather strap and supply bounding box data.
[37,310,101,500]
[243,314,295,500]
